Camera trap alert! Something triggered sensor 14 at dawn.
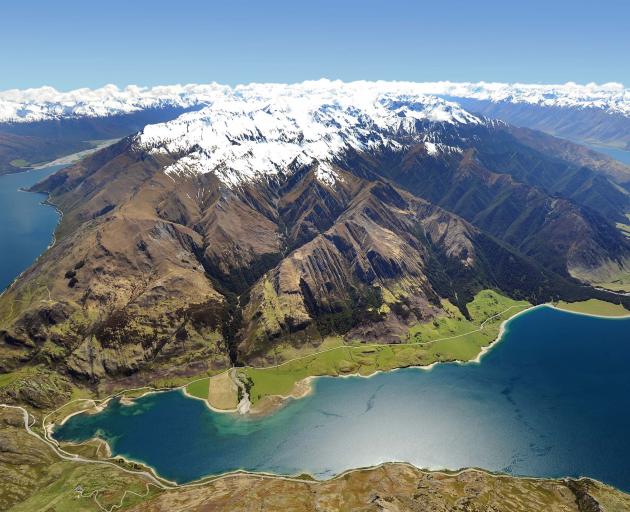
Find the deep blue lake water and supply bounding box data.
[54,306,630,490]
[0,165,65,292]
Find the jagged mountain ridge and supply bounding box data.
[4,80,630,174]
[1,85,629,382]
[136,84,479,186]
[134,83,630,277]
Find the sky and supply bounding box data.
[1,0,628,91]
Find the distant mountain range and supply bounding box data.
[2,80,629,124]
[1,81,629,383]
[1,80,629,175]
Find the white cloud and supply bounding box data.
[1,79,628,124]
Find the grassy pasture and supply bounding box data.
[244,290,530,404]
[554,299,629,317]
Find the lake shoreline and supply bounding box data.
[548,303,630,319]
[47,404,629,491]
[6,399,630,509]
[47,303,539,481]
[47,303,541,432]
[0,141,120,296]
[242,304,541,415]
[48,428,630,494]
[8,402,629,499]
[0,164,65,296]
[48,304,630,486]
[46,300,623,430]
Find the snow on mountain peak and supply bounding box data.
[0,83,230,123]
[136,81,480,186]
[2,79,628,125]
[415,81,630,115]
[3,78,629,187]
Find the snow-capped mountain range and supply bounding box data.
[136,82,479,186]
[3,80,630,184]
[1,79,629,124]
[426,81,630,116]
[8,80,630,386]
[0,83,228,123]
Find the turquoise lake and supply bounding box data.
[54,306,630,490]
[0,165,64,292]
[585,143,630,165]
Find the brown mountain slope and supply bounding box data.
[2,135,626,386]
[506,125,630,186]
[0,142,229,379]
[366,132,630,283]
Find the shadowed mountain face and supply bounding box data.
[448,96,630,154]
[0,106,202,174]
[362,122,630,277]
[1,90,629,382]
[0,131,88,174]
